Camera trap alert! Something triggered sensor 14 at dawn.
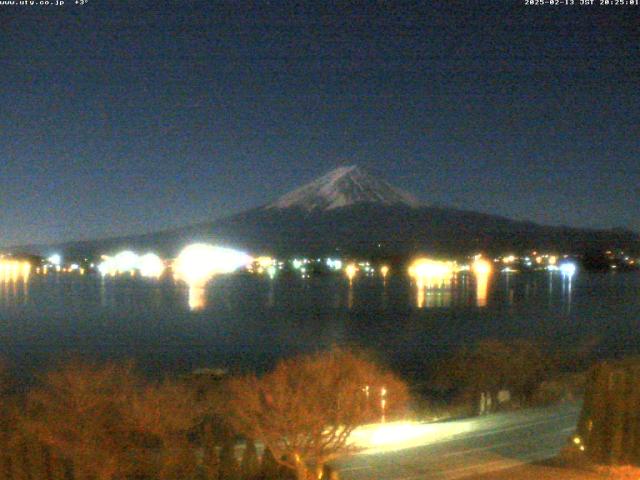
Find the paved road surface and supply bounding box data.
[338,402,581,480]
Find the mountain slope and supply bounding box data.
[267,165,421,211]
[13,166,640,259]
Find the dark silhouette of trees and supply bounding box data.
[219,438,240,480]
[128,378,203,479]
[223,347,410,480]
[577,358,640,466]
[240,439,260,480]
[437,339,555,414]
[258,447,280,480]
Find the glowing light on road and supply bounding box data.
[350,420,472,455]
[174,243,252,286]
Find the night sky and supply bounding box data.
[1,1,638,247]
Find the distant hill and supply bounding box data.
[13,166,640,260]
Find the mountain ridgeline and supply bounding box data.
[22,166,640,260]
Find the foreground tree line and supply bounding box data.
[576,357,640,466]
[0,338,599,480]
[0,348,409,480]
[433,338,590,415]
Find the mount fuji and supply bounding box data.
[20,166,640,259]
[266,165,421,211]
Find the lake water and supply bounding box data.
[1,270,639,381]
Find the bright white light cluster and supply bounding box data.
[359,261,375,275]
[138,253,166,278]
[325,258,343,270]
[350,420,472,455]
[408,258,457,281]
[174,243,252,286]
[560,262,577,277]
[98,251,165,278]
[47,254,62,266]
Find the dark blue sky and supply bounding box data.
[1,1,638,246]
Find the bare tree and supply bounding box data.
[128,379,204,479]
[223,348,410,480]
[23,360,139,480]
[23,360,202,480]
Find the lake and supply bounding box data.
[1,270,639,381]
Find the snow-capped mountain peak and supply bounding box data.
[267,165,422,211]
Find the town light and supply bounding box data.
[113,251,139,273]
[138,253,165,278]
[0,259,31,282]
[408,258,456,287]
[255,256,275,268]
[345,263,358,284]
[326,258,343,271]
[174,243,252,286]
[267,265,277,279]
[47,254,62,266]
[380,265,390,279]
[560,262,577,277]
[471,257,492,276]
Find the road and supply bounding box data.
[338,402,581,480]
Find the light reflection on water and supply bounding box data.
[0,271,639,377]
[188,285,207,311]
[0,270,30,306]
[475,270,490,307]
[410,271,492,309]
[0,270,588,313]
